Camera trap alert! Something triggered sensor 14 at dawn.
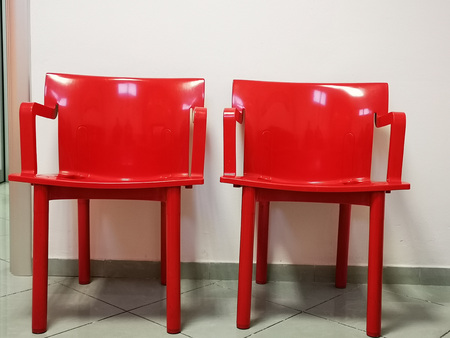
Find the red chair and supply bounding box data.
[221,80,410,337]
[8,73,207,334]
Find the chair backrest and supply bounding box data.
[232,80,389,183]
[44,73,205,180]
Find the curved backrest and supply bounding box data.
[44,73,205,180]
[232,80,388,183]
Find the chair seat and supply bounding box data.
[9,173,204,189]
[220,175,410,192]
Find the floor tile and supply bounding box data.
[442,330,450,338]
[54,312,175,338]
[0,260,67,297]
[0,182,9,195]
[60,277,166,311]
[308,285,450,338]
[0,260,32,296]
[251,312,368,338]
[0,194,9,220]
[0,218,8,236]
[0,283,123,338]
[2,181,450,337]
[384,283,450,306]
[132,281,300,338]
[61,277,214,311]
[0,235,9,262]
[217,280,358,311]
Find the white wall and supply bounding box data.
[28,0,450,267]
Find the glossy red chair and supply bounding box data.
[8,73,207,334]
[221,80,410,337]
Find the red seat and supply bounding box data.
[8,73,207,334]
[220,80,410,337]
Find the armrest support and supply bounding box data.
[375,112,406,183]
[223,107,243,176]
[19,102,58,175]
[190,107,207,178]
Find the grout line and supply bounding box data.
[53,275,218,314]
[301,284,364,313]
[126,310,169,331]
[96,311,128,323]
[440,328,450,338]
[303,311,385,337]
[129,310,193,338]
[55,282,130,312]
[248,312,302,336]
[131,313,191,338]
[0,287,32,298]
[180,280,217,295]
[45,312,128,337]
[0,257,9,264]
[382,287,448,307]
[213,280,236,291]
[214,280,310,317]
[303,292,347,312]
[45,322,94,337]
[125,297,166,313]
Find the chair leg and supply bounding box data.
[32,185,50,334]
[78,199,90,285]
[166,187,181,334]
[161,201,167,286]
[366,192,385,337]
[237,187,256,330]
[335,203,351,288]
[256,201,270,284]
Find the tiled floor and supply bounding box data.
[1,183,450,337]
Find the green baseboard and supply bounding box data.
[47,259,450,286]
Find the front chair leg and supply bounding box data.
[366,192,385,337]
[335,203,351,288]
[256,201,270,284]
[237,187,256,329]
[78,199,90,285]
[32,185,50,333]
[161,201,167,286]
[166,187,181,334]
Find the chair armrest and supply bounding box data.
[190,107,207,178]
[223,107,244,176]
[375,112,406,183]
[19,102,58,175]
